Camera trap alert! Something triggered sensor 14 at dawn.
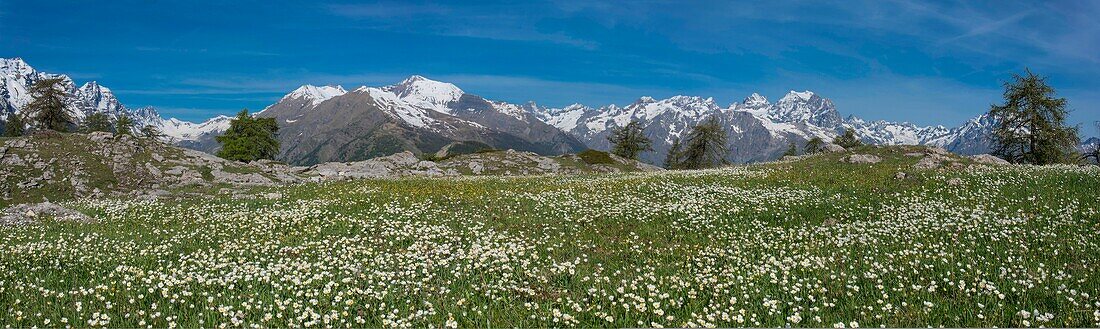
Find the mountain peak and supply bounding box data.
[79,81,111,93]
[1,57,36,76]
[284,84,347,105]
[563,103,590,111]
[1,57,28,67]
[742,93,770,107]
[779,90,816,103]
[384,75,464,113]
[392,75,461,92]
[402,75,429,83]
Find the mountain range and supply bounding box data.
[2,57,1075,166]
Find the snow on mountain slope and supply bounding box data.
[535,89,999,164]
[381,75,464,115]
[158,115,233,141]
[846,116,953,146]
[1,58,73,114]
[283,85,346,106]
[767,91,843,128]
[354,86,440,129]
[0,57,227,142]
[536,103,591,132]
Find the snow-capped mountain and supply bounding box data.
[253,76,585,164]
[280,85,347,107]
[4,56,1028,166]
[381,75,464,115]
[0,57,227,142]
[533,90,1002,164]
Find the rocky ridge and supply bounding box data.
[0,132,659,207]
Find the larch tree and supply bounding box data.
[833,128,863,148]
[664,136,683,169]
[81,112,113,133]
[679,116,729,169]
[25,78,73,132]
[115,115,134,135]
[783,142,798,157]
[3,112,25,137]
[988,70,1079,165]
[804,137,825,154]
[607,120,653,160]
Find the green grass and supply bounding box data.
[577,149,616,165]
[0,146,1098,328]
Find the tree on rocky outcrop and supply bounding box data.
[804,137,825,154]
[81,112,113,133]
[216,109,279,162]
[3,112,25,137]
[679,116,729,169]
[140,125,163,140]
[783,142,798,157]
[664,137,683,169]
[988,69,1079,165]
[834,128,863,148]
[607,120,653,160]
[115,115,134,136]
[25,78,73,132]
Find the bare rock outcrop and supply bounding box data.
[844,154,882,164]
[1,202,92,226]
[969,154,1010,165]
[823,144,846,153]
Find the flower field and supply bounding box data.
[1,148,1098,328]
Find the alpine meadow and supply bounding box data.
[2,1,1099,328]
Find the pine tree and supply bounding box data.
[115,115,134,135]
[679,116,729,169]
[140,125,163,140]
[664,137,683,169]
[834,128,863,148]
[3,112,25,137]
[804,137,825,154]
[25,78,73,132]
[216,109,280,162]
[81,112,113,133]
[989,70,1079,165]
[783,142,798,157]
[607,120,653,160]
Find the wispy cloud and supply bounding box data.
[433,74,670,107]
[940,10,1032,43]
[325,2,599,49]
[117,72,409,96]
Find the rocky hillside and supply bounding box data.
[0,132,301,206]
[303,149,661,180]
[0,132,657,206]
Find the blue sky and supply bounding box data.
[1,0,1097,130]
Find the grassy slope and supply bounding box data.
[0,146,1098,327]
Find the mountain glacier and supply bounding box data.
[1,57,1021,166]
